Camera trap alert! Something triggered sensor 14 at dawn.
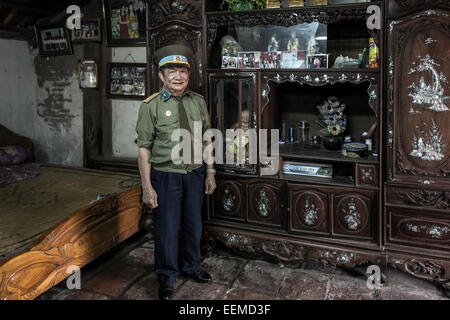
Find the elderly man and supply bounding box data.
[136,44,216,300]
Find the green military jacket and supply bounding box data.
[136,86,211,174]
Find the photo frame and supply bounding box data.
[238,52,261,69]
[307,54,329,69]
[260,51,281,69]
[78,60,98,89]
[221,56,239,69]
[72,18,101,42]
[34,24,73,56]
[102,0,147,47]
[107,63,147,99]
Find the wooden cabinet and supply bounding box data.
[384,1,450,282]
[386,6,449,187]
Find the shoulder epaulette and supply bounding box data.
[143,92,159,103]
[190,91,204,98]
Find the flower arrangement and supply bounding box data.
[316,96,347,137]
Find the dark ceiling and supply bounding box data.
[0,0,90,41]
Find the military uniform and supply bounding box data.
[136,44,212,290]
[136,86,211,173]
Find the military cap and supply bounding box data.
[153,44,193,68]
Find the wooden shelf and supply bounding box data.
[207,68,379,73]
[206,1,383,17]
[279,143,379,164]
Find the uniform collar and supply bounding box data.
[160,86,191,101]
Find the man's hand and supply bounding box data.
[205,173,216,195]
[143,185,158,209]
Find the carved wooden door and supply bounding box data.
[147,0,204,94]
[386,8,449,187]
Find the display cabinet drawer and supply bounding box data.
[212,179,245,222]
[288,185,330,235]
[247,181,285,230]
[333,191,376,239]
[386,207,450,251]
[356,164,378,187]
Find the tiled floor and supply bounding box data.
[37,230,449,300]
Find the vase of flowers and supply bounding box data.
[316,96,347,151]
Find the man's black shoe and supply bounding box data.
[158,286,174,300]
[190,270,212,283]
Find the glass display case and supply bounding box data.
[208,72,258,174]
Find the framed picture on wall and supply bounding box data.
[78,60,99,89]
[71,18,101,42]
[107,63,147,99]
[102,0,147,46]
[34,24,73,56]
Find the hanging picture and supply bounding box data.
[34,24,73,56]
[71,18,101,42]
[103,0,147,46]
[107,63,147,99]
[78,60,98,89]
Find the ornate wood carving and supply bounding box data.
[260,71,379,115]
[395,189,450,210]
[0,187,144,300]
[248,182,283,229]
[334,193,372,238]
[206,227,378,268]
[149,0,202,29]
[357,164,378,186]
[387,207,450,251]
[207,3,375,49]
[389,255,449,282]
[290,189,328,234]
[386,9,450,185]
[212,180,244,221]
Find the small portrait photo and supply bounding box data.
[121,79,134,95]
[110,79,121,94]
[260,51,281,69]
[280,50,306,69]
[135,67,146,77]
[307,54,329,69]
[111,67,122,78]
[72,18,101,42]
[221,56,239,69]
[238,52,261,69]
[78,60,98,89]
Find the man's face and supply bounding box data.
[159,67,190,96]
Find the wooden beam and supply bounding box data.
[3,8,17,25]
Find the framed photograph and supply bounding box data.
[307,54,329,69]
[103,0,147,47]
[221,56,239,69]
[107,63,147,99]
[260,51,281,69]
[34,24,73,56]
[238,52,261,69]
[78,60,98,89]
[280,50,306,69]
[72,18,101,42]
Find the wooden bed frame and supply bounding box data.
[0,124,148,300]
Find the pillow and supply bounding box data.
[0,145,31,166]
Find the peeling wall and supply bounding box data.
[0,39,37,140]
[33,47,84,166]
